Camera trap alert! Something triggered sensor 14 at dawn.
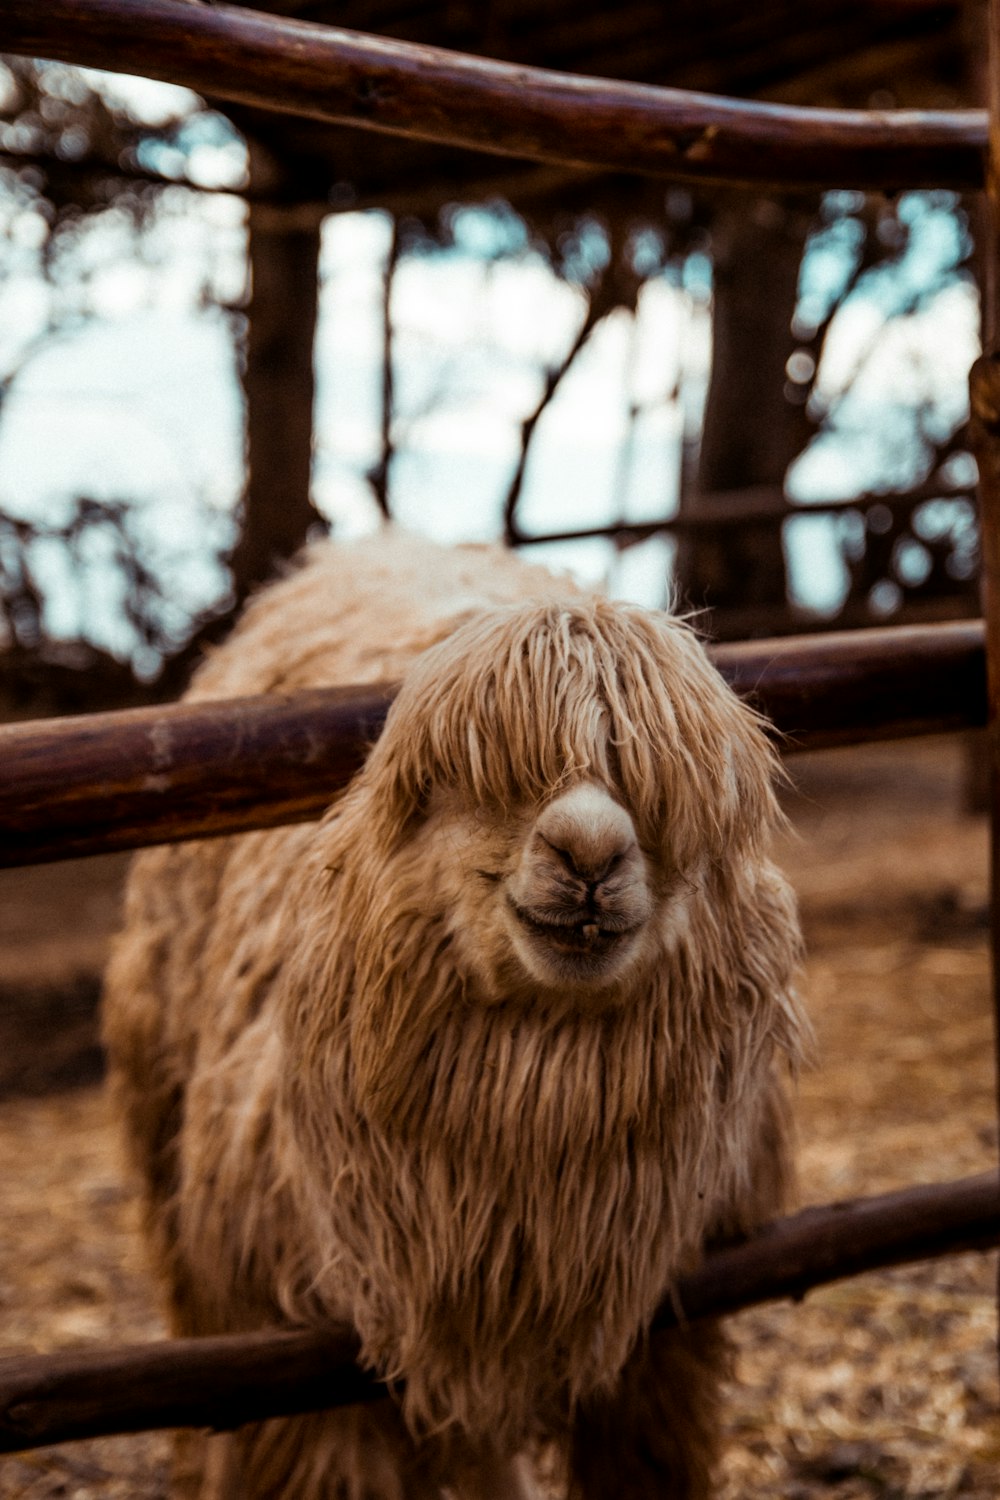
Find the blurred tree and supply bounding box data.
[228,137,326,607]
[0,57,243,712]
[673,193,812,630]
[0,26,984,714]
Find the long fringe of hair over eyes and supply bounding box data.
[359,597,781,870]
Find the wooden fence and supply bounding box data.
[0,0,998,1459]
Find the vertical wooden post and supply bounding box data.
[229,142,327,606]
[675,194,809,637]
[968,0,1000,1365]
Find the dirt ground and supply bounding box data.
[0,737,998,1497]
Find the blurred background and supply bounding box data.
[0,0,987,717]
[3,8,1000,1498]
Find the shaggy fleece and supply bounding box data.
[103,530,806,1500]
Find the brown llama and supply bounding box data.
[103,529,806,1500]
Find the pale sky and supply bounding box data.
[0,72,981,663]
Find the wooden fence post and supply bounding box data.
[968,0,1000,1373]
[229,142,327,605]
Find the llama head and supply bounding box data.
[335,598,784,1013]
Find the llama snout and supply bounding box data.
[505,782,654,988]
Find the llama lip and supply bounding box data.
[508,899,640,954]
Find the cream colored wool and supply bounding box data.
[103,530,806,1500]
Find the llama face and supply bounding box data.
[356,596,781,1007]
[398,776,671,1004]
[502,780,655,989]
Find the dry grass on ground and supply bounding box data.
[0,738,997,1497]
[719,740,999,1500]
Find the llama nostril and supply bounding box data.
[538,834,620,886]
[539,833,590,881]
[591,850,624,886]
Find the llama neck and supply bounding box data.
[279,836,793,1443]
[293,971,762,1444]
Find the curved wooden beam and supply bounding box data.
[0,1173,995,1453]
[0,621,986,868]
[0,0,987,190]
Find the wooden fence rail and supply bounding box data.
[0,620,987,867]
[2,1174,996,1454]
[0,0,987,191]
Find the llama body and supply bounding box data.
[104,531,805,1499]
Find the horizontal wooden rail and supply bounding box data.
[663,1172,1000,1326]
[0,1326,376,1455]
[0,0,987,191]
[0,681,395,868]
[0,621,986,867]
[719,620,987,749]
[511,477,975,548]
[0,1173,995,1453]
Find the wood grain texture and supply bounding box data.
[0,0,986,189]
[0,623,986,867]
[967,0,1000,1366]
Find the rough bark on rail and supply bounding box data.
[0,622,987,867]
[0,0,987,191]
[0,1173,995,1453]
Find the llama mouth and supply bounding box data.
[508,899,640,955]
